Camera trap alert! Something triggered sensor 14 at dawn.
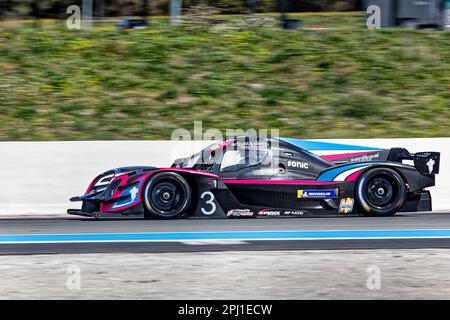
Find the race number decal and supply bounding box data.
[200,191,216,215]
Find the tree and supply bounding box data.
[30,0,41,17]
[141,0,150,17]
[96,0,105,17]
[246,0,259,14]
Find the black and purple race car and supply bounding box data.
[68,137,440,219]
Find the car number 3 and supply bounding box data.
[200,191,216,215]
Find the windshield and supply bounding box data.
[175,143,217,168]
[179,152,202,168]
[174,139,270,170]
[220,148,269,172]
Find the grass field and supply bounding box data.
[0,13,449,140]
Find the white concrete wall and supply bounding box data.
[0,138,448,215]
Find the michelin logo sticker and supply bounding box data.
[297,189,337,199]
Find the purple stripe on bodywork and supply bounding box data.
[157,168,220,178]
[321,151,379,161]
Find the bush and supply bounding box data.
[0,13,449,140]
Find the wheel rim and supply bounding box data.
[364,175,398,209]
[150,179,185,214]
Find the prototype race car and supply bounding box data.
[68,137,440,219]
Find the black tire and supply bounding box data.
[143,172,192,220]
[356,168,407,217]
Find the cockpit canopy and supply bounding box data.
[172,137,271,171]
[171,136,334,180]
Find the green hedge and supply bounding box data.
[0,13,449,140]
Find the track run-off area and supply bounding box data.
[1,211,450,255]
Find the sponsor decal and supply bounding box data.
[258,209,306,216]
[417,152,432,157]
[257,210,281,216]
[415,152,439,174]
[235,140,269,148]
[339,197,354,214]
[283,210,305,216]
[426,158,435,174]
[129,186,139,202]
[350,152,380,163]
[297,189,337,199]
[111,181,142,209]
[287,160,309,169]
[226,209,254,217]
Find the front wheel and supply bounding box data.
[356,168,407,217]
[143,172,192,219]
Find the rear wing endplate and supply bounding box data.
[413,152,440,175]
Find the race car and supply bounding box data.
[68,137,440,219]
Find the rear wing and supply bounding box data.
[388,148,440,175]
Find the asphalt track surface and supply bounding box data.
[1,211,450,255]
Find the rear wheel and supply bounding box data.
[356,168,407,216]
[143,172,192,219]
